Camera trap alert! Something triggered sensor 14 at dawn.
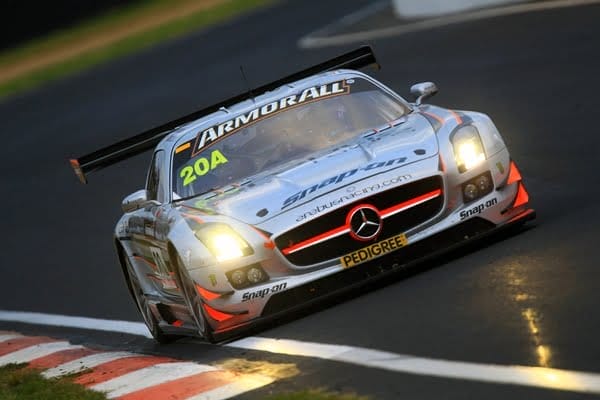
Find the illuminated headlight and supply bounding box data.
[452,126,486,173]
[195,224,253,262]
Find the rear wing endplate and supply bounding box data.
[69,45,379,183]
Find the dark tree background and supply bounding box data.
[0,0,142,51]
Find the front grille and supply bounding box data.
[275,176,444,266]
[263,217,495,317]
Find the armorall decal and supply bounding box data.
[192,80,350,155]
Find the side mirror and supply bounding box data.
[122,189,156,213]
[410,82,438,106]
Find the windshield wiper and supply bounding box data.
[171,187,222,203]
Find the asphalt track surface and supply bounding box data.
[1,0,600,398]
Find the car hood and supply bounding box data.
[181,112,438,226]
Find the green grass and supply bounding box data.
[0,363,368,399]
[0,364,106,400]
[0,0,272,99]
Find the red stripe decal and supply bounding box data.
[203,303,235,322]
[282,189,442,255]
[438,155,446,173]
[196,285,221,301]
[182,212,205,224]
[249,225,275,249]
[421,111,445,124]
[507,208,535,224]
[380,189,442,217]
[449,110,463,124]
[507,161,522,185]
[134,256,158,271]
[512,182,530,209]
[282,225,349,255]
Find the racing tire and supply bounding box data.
[124,255,178,344]
[175,256,214,342]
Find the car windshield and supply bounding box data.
[171,77,409,198]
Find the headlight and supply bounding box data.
[452,126,486,173]
[195,224,253,262]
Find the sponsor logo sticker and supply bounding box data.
[283,156,408,210]
[242,282,288,302]
[192,80,350,155]
[295,174,412,222]
[459,197,498,220]
[340,233,408,269]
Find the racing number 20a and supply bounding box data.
[180,149,228,186]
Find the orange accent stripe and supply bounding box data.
[0,336,57,356]
[118,370,238,400]
[449,110,463,124]
[507,208,535,224]
[249,225,275,249]
[75,356,175,386]
[439,155,446,172]
[203,303,235,322]
[196,284,221,301]
[175,142,191,154]
[421,111,445,124]
[29,348,98,369]
[512,182,530,209]
[134,256,158,271]
[182,212,205,224]
[172,320,184,327]
[181,204,207,214]
[69,158,87,183]
[380,189,442,217]
[282,225,350,255]
[507,161,522,185]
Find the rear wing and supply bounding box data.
[69,45,379,184]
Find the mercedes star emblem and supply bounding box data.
[348,205,382,241]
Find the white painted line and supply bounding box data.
[337,0,388,25]
[226,337,600,394]
[185,374,275,400]
[90,362,217,398]
[0,333,23,342]
[299,0,600,48]
[0,310,152,338]
[228,336,354,359]
[4,310,600,394]
[42,351,137,378]
[391,0,523,18]
[0,341,82,366]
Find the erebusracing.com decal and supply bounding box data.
[283,156,408,209]
[296,174,412,222]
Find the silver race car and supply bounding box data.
[71,47,535,343]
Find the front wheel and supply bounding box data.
[175,256,214,342]
[124,255,178,344]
